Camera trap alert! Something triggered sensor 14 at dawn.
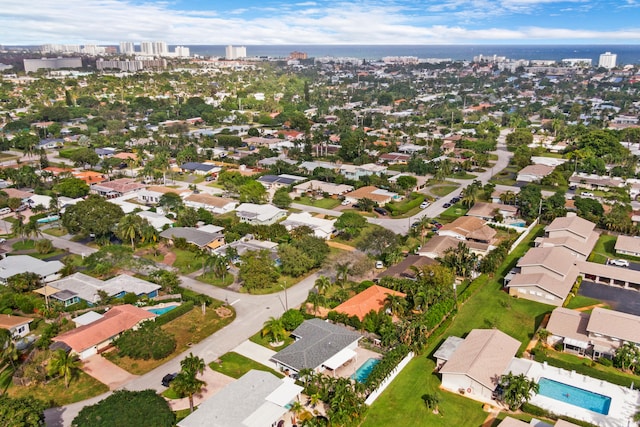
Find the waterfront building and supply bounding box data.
[599,52,617,69]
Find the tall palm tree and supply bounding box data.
[314,275,331,295]
[262,316,287,345]
[116,214,143,250]
[384,293,407,318]
[416,216,432,246]
[180,353,205,378]
[335,262,351,287]
[47,349,81,388]
[11,218,26,243]
[171,371,206,413]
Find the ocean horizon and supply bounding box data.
[179,44,640,65]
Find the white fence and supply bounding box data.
[508,218,539,253]
[364,351,414,406]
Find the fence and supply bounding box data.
[364,351,414,405]
[508,218,539,253]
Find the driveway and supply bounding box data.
[579,280,640,316]
[232,340,278,370]
[166,367,234,411]
[81,355,138,390]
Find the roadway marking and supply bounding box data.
[229,299,240,306]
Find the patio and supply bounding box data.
[332,346,382,380]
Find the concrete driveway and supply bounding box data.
[81,355,138,390]
[166,367,234,411]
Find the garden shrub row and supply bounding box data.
[154,301,194,326]
[364,344,410,391]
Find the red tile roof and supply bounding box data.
[334,285,406,321]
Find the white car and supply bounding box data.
[420,201,430,209]
[341,199,351,206]
[609,259,630,267]
[375,261,384,269]
[581,191,594,197]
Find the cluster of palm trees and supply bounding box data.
[171,353,207,413]
[114,213,158,250]
[11,217,42,243]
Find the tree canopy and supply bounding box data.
[72,390,174,427]
[62,194,124,238]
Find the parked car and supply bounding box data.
[375,260,384,269]
[161,373,177,387]
[609,259,630,267]
[341,199,351,206]
[581,191,594,197]
[373,207,388,216]
[0,208,10,215]
[420,201,430,209]
[450,197,460,203]
[443,203,452,208]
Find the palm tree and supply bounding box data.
[47,349,81,388]
[171,371,206,413]
[180,353,205,378]
[384,293,407,318]
[290,400,305,425]
[0,329,18,394]
[116,214,143,250]
[307,291,325,315]
[416,216,432,246]
[498,372,539,411]
[262,316,287,345]
[335,262,351,287]
[314,275,331,295]
[11,218,26,242]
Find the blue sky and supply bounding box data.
[2,0,640,45]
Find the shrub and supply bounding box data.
[115,321,176,360]
[281,309,305,331]
[155,301,195,326]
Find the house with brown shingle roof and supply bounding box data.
[516,164,555,183]
[438,216,496,244]
[184,193,237,214]
[343,186,399,205]
[90,178,145,198]
[438,329,520,401]
[0,314,34,338]
[52,304,156,359]
[615,235,640,257]
[333,285,406,321]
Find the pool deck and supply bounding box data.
[523,359,640,427]
[333,347,382,379]
[142,301,181,312]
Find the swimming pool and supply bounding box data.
[147,305,179,315]
[537,377,611,415]
[351,358,380,383]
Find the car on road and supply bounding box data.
[162,373,177,387]
[450,197,460,203]
[609,259,630,267]
[443,203,452,208]
[420,201,430,209]
[373,207,388,216]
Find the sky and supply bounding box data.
[2,0,640,45]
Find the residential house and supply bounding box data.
[213,235,278,262]
[184,193,237,214]
[569,173,625,191]
[534,214,599,260]
[136,211,174,231]
[281,212,336,240]
[179,162,221,175]
[339,163,387,180]
[235,203,287,225]
[378,152,410,165]
[294,180,354,197]
[271,318,362,375]
[466,202,517,222]
[0,314,34,338]
[0,255,64,284]
[41,272,161,306]
[418,235,463,259]
[438,216,497,245]
[377,254,438,280]
[160,226,225,251]
[515,164,555,183]
[615,235,640,257]
[136,185,190,205]
[256,174,306,189]
[177,370,303,427]
[505,246,580,306]
[38,138,64,149]
[343,186,399,205]
[91,178,145,198]
[438,329,520,401]
[3,188,33,205]
[51,304,156,359]
[547,306,640,360]
[298,160,340,174]
[95,147,116,158]
[333,285,406,321]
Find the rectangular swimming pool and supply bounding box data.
[351,358,380,383]
[538,377,611,415]
[147,305,179,316]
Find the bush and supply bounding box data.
[115,321,176,360]
[154,301,194,326]
[72,390,174,427]
[281,309,305,331]
[384,193,425,216]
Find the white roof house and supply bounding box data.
[47,272,161,304]
[235,203,287,225]
[177,370,302,427]
[0,255,64,284]
[281,212,336,240]
[136,210,174,231]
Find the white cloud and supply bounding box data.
[1,0,639,45]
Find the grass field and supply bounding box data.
[437,203,469,223]
[8,371,109,408]
[589,234,640,265]
[294,196,340,209]
[209,351,283,379]
[362,225,550,427]
[430,185,459,197]
[196,271,234,288]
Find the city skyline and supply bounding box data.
[2,0,640,46]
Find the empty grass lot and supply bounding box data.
[362,225,551,427]
[8,371,109,407]
[294,196,340,209]
[430,185,459,197]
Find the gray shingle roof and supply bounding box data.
[271,318,362,371]
[159,227,222,247]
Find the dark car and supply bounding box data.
[450,197,460,203]
[162,373,177,387]
[373,207,388,216]
[443,203,452,208]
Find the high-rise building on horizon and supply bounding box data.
[174,46,190,58]
[225,45,247,60]
[153,41,168,56]
[599,51,617,69]
[140,41,154,55]
[119,42,135,54]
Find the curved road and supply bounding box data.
[44,129,513,426]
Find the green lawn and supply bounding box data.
[565,295,607,310]
[8,371,109,408]
[448,172,477,180]
[143,248,203,275]
[437,203,469,223]
[363,225,549,427]
[43,227,68,237]
[209,352,283,379]
[430,185,459,197]
[249,329,295,350]
[196,272,234,288]
[589,234,640,264]
[294,196,340,209]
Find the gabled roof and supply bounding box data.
[184,193,237,209]
[546,215,596,241]
[506,271,576,299]
[52,305,155,353]
[178,370,302,427]
[271,319,362,372]
[439,216,496,242]
[546,307,590,343]
[0,255,64,281]
[334,285,406,320]
[0,314,34,330]
[439,329,520,390]
[615,235,640,253]
[159,227,223,247]
[588,307,640,344]
[516,246,576,279]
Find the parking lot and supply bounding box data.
[579,280,640,316]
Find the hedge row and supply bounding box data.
[154,301,194,326]
[384,193,424,216]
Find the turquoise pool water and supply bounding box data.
[351,358,380,383]
[538,377,611,415]
[148,305,179,315]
